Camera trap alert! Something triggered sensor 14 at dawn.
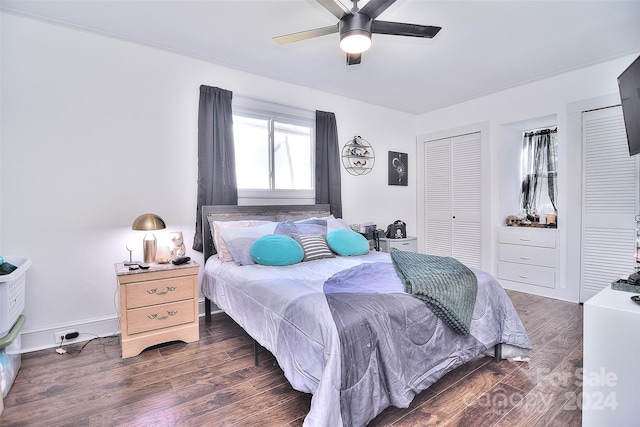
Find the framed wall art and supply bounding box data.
[388,151,408,186]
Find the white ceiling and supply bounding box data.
[2,0,640,114]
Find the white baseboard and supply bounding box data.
[20,316,121,353]
[19,299,222,353]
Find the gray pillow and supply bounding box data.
[274,219,327,237]
[293,234,335,262]
[275,212,331,221]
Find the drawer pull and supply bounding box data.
[519,274,530,279]
[148,310,177,320]
[147,286,177,296]
[519,256,531,260]
[519,238,531,242]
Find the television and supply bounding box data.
[618,54,640,156]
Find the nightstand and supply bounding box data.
[115,261,199,358]
[379,236,418,253]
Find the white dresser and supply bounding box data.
[497,226,558,292]
[582,286,640,426]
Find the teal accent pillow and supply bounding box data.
[326,229,370,256]
[250,234,304,266]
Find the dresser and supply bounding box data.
[497,226,558,291]
[582,286,640,426]
[379,236,418,253]
[115,261,199,358]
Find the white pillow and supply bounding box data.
[219,222,279,265]
[212,220,273,262]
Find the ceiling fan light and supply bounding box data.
[340,32,371,54]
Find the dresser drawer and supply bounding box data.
[498,228,556,248]
[498,262,556,288]
[126,299,195,335]
[126,276,195,309]
[498,244,556,267]
[380,237,417,253]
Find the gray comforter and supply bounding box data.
[202,251,531,427]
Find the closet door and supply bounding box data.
[425,138,452,257]
[424,132,481,268]
[451,133,482,267]
[581,106,639,302]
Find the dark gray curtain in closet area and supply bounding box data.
[520,127,558,217]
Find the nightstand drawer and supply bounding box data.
[127,299,195,335]
[379,237,417,253]
[126,276,195,309]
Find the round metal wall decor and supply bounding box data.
[342,136,374,176]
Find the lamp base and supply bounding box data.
[142,234,157,263]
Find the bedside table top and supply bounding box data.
[114,260,199,277]
[379,236,416,241]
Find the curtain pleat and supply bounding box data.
[315,111,343,218]
[192,85,237,252]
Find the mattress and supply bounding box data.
[201,251,531,426]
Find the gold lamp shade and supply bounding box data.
[132,213,166,263]
[132,213,166,231]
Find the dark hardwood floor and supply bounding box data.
[0,290,582,426]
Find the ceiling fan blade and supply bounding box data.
[371,20,441,38]
[346,52,362,65]
[273,25,338,45]
[316,0,351,19]
[359,0,396,19]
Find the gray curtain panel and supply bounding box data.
[192,85,238,252]
[315,110,343,218]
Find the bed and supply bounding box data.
[200,204,531,427]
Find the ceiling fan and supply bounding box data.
[273,0,441,65]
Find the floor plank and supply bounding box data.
[0,290,582,426]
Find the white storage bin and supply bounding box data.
[0,257,31,336]
[0,314,25,398]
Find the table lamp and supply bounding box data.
[132,213,166,263]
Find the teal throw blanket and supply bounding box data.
[391,250,477,335]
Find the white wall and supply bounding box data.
[415,53,640,302]
[5,10,636,351]
[0,12,417,351]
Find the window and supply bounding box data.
[232,98,314,200]
[519,127,558,220]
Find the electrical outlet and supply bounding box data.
[54,330,79,344]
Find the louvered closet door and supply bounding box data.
[425,138,452,257]
[424,133,481,268]
[451,133,481,267]
[581,106,639,302]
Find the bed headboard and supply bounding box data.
[202,204,332,261]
